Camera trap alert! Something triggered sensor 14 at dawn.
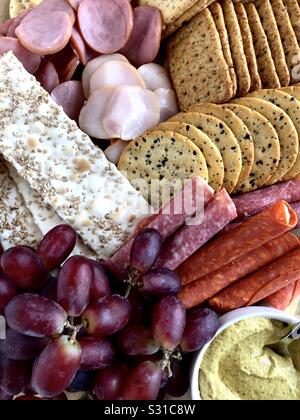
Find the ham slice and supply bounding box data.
[138,63,172,91]
[0,37,41,74]
[70,25,97,65]
[51,81,85,121]
[155,88,179,122]
[104,140,128,165]
[35,59,59,93]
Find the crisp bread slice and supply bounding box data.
[283,0,300,44]
[0,52,150,260]
[118,130,205,210]
[231,97,298,185]
[225,103,280,192]
[190,103,255,191]
[270,0,300,83]
[248,89,300,180]
[245,3,281,88]
[221,0,251,97]
[166,8,233,110]
[256,0,290,87]
[235,2,261,92]
[169,112,242,193]
[210,2,237,97]
[9,0,42,18]
[0,158,41,250]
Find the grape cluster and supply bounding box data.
[0,225,220,400]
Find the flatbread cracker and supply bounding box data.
[248,89,300,180]
[169,112,242,193]
[190,103,255,190]
[283,0,300,44]
[9,0,42,18]
[235,2,261,92]
[224,103,280,193]
[231,97,298,185]
[118,130,205,209]
[256,0,290,87]
[0,0,9,23]
[221,0,251,97]
[167,8,233,110]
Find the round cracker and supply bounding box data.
[248,89,300,180]
[9,0,42,18]
[118,130,205,210]
[169,112,242,193]
[231,97,298,186]
[225,103,280,193]
[190,103,254,190]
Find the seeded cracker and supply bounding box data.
[225,103,280,193]
[9,0,42,18]
[283,0,300,44]
[118,130,205,210]
[0,52,150,260]
[231,97,298,185]
[166,8,233,111]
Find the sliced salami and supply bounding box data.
[51,81,85,121]
[0,37,41,74]
[70,25,97,65]
[35,59,59,93]
[292,201,300,228]
[265,283,297,311]
[48,43,79,82]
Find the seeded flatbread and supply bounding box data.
[283,0,300,44]
[167,8,233,110]
[9,0,42,18]
[248,89,300,180]
[190,103,255,190]
[231,97,298,185]
[210,2,237,97]
[169,112,242,193]
[270,0,300,83]
[256,0,290,87]
[235,2,261,92]
[118,131,205,209]
[224,103,280,193]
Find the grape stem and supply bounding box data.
[124,269,140,298]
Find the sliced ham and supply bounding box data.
[23,0,76,25]
[102,85,160,140]
[155,88,179,122]
[7,10,30,38]
[35,59,59,93]
[48,43,79,82]
[138,63,172,91]
[104,140,128,165]
[67,0,81,10]
[70,25,97,65]
[0,37,41,74]
[0,19,12,36]
[51,81,85,121]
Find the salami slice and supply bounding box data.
[48,43,79,82]
[51,81,85,121]
[70,25,97,65]
[178,201,298,285]
[292,201,300,228]
[265,283,297,311]
[179,232,300,309]
[78,0,134,54]
[0,37,41,74]
[35,59,59,93]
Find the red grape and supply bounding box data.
[0,274,18,315]
[130,229,162,273]
[57,256,93,317]
[152,296,186,351]
[140,269,181,299]
[180,307,219,353]
[83,295,131,337]
[1,246,47,290]
[90,262,110,301]
[0,356,32,395]
[93,363,130,400]
[40,276,58,301]
[0,328,49,360]
[0,387,13,400]
[79,336,115,371]
[116,324,159,356]
[127,290,147,323]
[37,225,76,271]
[31,335,81,398]
[5,294,67,338]
[68,370,95,392]
[14,395,45,400]
[121,361,162,400]
[165,358,190,398]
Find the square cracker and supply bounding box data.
[256,0,290,87]
[283,0,300,44]
[167,8,233,110]
[221,0,251,97]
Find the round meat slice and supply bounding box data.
[78,0,133,54]
[0,19,13,36]
[0,37,41,74]
[35,59,59,93]
[70,25,97,66]
[79,86,116,139]
[103,85,160,140]
[16,11,73,55]
[138,63,172,91]
[51,81,85,121]
[23,0,76,24]
[67,0,81,10]
[82,53,128,98]
[155,89,179,122]
[48,43,80,82]
[120,6,162,68]
[104,140,128,165]
[90,61,145,93]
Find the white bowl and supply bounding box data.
[190,306,300,401]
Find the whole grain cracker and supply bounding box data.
[169,112,242,193]
[255,0,290,87]
[190,103,255,190]
[245,3,280,88]
[221,0,251,97]
[283,0,300,44]
[248,89,300,180]
[235,2,261,92]
[166,8,233,110]
[9,0,42,18]
[118,130,205,209]
[224,103,280,192]
[231,97,298,185]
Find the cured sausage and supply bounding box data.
[178,201,298,285]
[265,281,300,311]
[155,88,179,122]
[0,37,41,74]
[51,81,85,121]
[35,59,59,93]
[48,43,79,82]
[78,0,133,54]
[209,248,300,313]
[70,25,97,65]
[138,63,172,91]
[120,6,162,67]
[153,189,237,271]
[178,232,300,309]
